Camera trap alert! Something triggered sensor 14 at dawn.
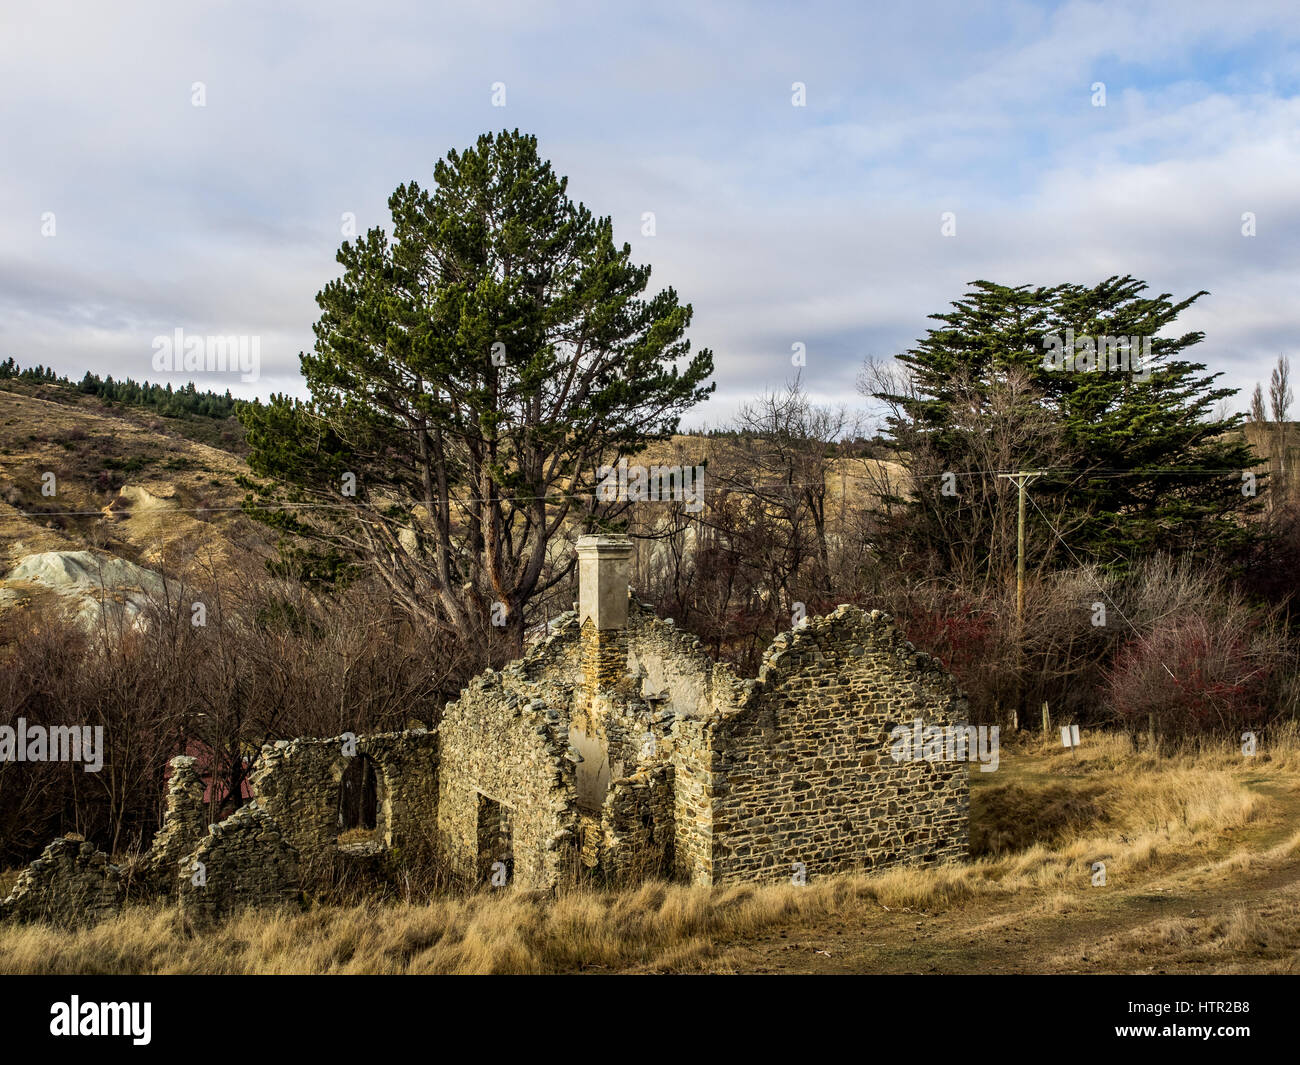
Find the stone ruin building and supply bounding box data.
[0,534,970,925]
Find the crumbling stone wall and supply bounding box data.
[437,668,580,889]
[177,803,299,923]
[674,606,970,885]
[519,611,585,690]
[249,729,439,872]
[598,763,675,883]
[627,600,716,719]
[438,586,970,893]
[672,714,721,883]
[0,837,123,926]
[141,755,207,895]
[570,614,678,880]
[574,688,654,788]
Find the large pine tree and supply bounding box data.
[240,130,714,654]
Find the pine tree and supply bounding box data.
[241,130,714,654]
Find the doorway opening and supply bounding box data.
[476,792,514,885]
[337,754,380,847]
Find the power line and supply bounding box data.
[1024,490,1177,681]
[5,462,1261,519]
[13,502,353,518]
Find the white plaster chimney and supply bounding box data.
[576,534,633,631]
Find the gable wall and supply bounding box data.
[689,606,970,884]
[436,671,580,888]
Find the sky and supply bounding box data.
[2,0,1299,430]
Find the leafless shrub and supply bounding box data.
[0,559,483,866]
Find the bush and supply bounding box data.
[0,567,480,866]
[1106,610,1289,740]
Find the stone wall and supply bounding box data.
[598,763,675,884]
[520,611,585,689]
[1,555,974,914]
[249,729,439,873]
[439,588,969,892]
[0,837,123,926]
[437,668,581,889]
[674,606,970,885]
[672,715,721,884]
[572,607,679,882]
[177,803,299,923]
[626,600,716,719]
[1,730,438,926]
[141,755,207,895]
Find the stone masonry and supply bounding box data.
[671,605,968,884]
[177,802,300,923]
[434,533,970,890]
[250,729,439,867]
[0,837,124,926]
[437,665,580,887]
[141,755,207,895]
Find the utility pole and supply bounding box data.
[998,471,1043,729]
[998,471,1044,629]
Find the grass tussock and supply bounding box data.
[972,782,1109,856]
[0,878,943,975]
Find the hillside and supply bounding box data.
[0,386,910,599]
[0,388,272,588]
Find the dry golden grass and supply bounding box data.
[0,882,856,974]
[1,727,1295,974]
[1062,833,1300,974]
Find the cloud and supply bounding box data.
[1,0,1298,420]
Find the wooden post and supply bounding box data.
[998,471,1044,726]
[1041,700,1050,736]
[1017,478,1027,621]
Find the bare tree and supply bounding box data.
[859,358,1083,593]
[1269,355,1292,500]
[1249,382,1267,426]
